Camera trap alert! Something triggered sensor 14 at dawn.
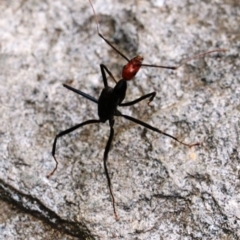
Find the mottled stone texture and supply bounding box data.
[0,0,239,239]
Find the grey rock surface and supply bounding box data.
[0,0,239,239]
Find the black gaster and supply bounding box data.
[98,80,127,122]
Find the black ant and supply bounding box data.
[47,1,226,220]
[88,0,226,82]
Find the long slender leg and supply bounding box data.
[47,119,101,178]
[118,114,199,147]
[119,92,156,107]
[100,64,117,87]
[63,84,98,104]
[103,119,118,220]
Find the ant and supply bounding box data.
[47,0,226,220]
[88,0,226,82]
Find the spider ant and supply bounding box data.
[47,1,226,220]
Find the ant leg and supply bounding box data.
[100,64,117,87]
[119,114,200,147]
[103,119,119,220]
[119,92,156,107]
[63,84,98,104]
[47,119,101,178]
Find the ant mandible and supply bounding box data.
[88,0,226,81]
[47,67,199,221]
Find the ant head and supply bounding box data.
[122,55,144,81]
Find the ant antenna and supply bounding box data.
[88,0,130,62]
[141,49,227,70]
[89,0,226,81]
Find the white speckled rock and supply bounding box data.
[0,0,239,239]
